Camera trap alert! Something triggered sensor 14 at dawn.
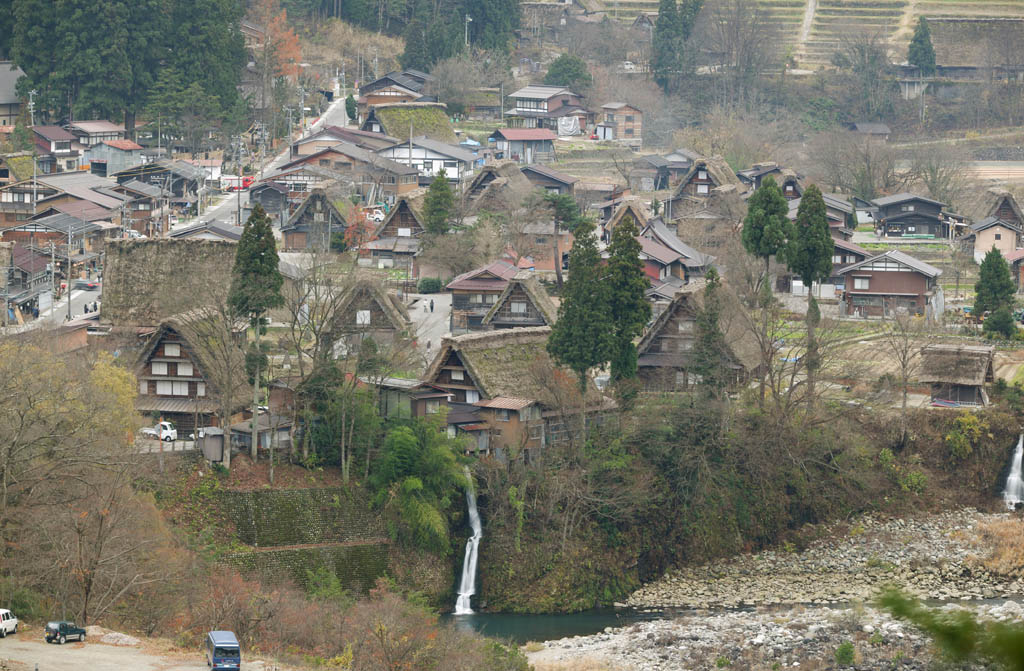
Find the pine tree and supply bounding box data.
[742,175,792,289]
[606,215,651,382]
[908,17,936,77]
[784,184,833,400]
[422,169,455,235]
[974,247,1015,315]
[691,267,729,395]
[547,220,614,397]
[229,204,284,460]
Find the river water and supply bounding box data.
[446,609,668,644]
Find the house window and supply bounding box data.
[853,277,870,290]
[469,294,484,304]
[197,382,206,397]
[485,294,498,304]
[65,160,76,170]
[833,255,842,264]
[698,170,707,180]
[996,233,1002,240]
[605,113,614,123]
[511,301,528,314]
[451,369,464,381]
[697,184,709,194]
[319,159,330,166]
[164,343,180,356]
[675,371,687,388]
[177,361,193,377]
[678,320,694,333]
[901,204,915,212]
[152,361,168,375]
[426,399,440,414]
[625,115,635,122]
[625,128,634,136]
[535,236,547,244]
[785,185,794,192]
[398,227,411,237]
[678,340,693,352]
[156,380,173,395]
[906,226,916,233]
[496,409,510,422]
[139,380,148,395]
[465,390,480,403]
[172,381,189,395]
[356,309,371,325]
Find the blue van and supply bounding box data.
[206,630,240,669]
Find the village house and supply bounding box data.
[279,142,418,204]
[85,139,145,178]
[871,193,950,239]
[291,126,401,157]
[0,152,34,188]
[837,250,943,320]
[376,136,477,182]
[229,414,293,454]
[361,199,424,274]
[736,163,803,199]
[595,103,643,146]
[329,277,413,354]
[248,182,290,224]
[0,63,25,126]
[983,188,1024,229]
[67,120,126,147]
[113,159,204,218]
[422,327,608,458]
[778,237,871,298]
[355,70,432,122]
[464,162,533,212]
[31,125,81,174]
[664,157,741,211]
[7,242,52,318]
[280,188,349,251]
[504,85,587,131]
[489,128,557,165]
[635,288,760,392]
[360,102,457,144]
[134,314,248,434]
[481,271,558,329]
[918,343,995,407]
[604,200,648,238]
[640,217,715,284]
[849,122,891,141]
[960,216,1022,263]
[663,148,701,182]
[113,179,165,235]
[257,164,350,221]
[1006,250,1024,291]
[521,164,578,195]
[446,259,518,332]
[787,192,855,241]
[168,220,244,242]
[631,155,671,191]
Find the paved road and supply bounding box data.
[408,292,452,364]
[0,636,220,671]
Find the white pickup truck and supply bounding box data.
[141,421,177,442]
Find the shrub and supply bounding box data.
[835,640,855,666]
[945,411,986,461]
[417,277,442,293]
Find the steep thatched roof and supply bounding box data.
[606,200,648,233]
[423,326,598,404]
[283,188,349,233]
[673,156,741,199]
[373,198,425,238]
[369,103,456,143]
[637,287,761,372]
[482,271,558,326]
[918,344,995,386]
[333,277,412,334]
[983,187,1024,225]
[465,161,532,212]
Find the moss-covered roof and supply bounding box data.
[5,154,35,182]
[374,105,457,143]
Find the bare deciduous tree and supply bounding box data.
[878,313,933,447]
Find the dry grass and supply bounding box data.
[522,641,545,653]
[975,518,1024,576]
[531,659,614,671]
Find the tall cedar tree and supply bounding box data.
[974,247,1015,315]
[690,267,729,395]
[548,220,614,396]
[651,0,703,93]
[606,215,652,381]
[423,169,455,235]
[785,184,833,399]
[908,17,936,77]
[742,175,792,288]
[229,204,284,460]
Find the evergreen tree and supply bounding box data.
[548,220,614,396]
[544,54,592,91]
[345,94,357,121]
[784,184,833,399]
[0,0,12,60]
[229,204,284,460]
[606,215,651,382]
[690,267,729,395]
[466,0,519,52]
[984,305,1016,339]
[908,17,936,77]
[742,175,792,288]
[422,169,455,235]
[651,0,680,92]
[974,247,1015,315]
[544,192,585,288]
[169,0,245,114]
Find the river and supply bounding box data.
[446,609,667,644]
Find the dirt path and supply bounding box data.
[0,635,268,671]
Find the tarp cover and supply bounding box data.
[557,116,580,136]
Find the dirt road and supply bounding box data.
[0,635,268,671]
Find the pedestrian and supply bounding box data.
[426,339,431,351]
[423,301,428,312]
[430,299,434,313]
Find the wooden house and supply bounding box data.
[596,103,642,147]
[521,164,578,195]
[736,163,803,199]
[356,71,429,122]
[604,200,648,239]
[636,289,760,392]
[464,162,533,212]
[871,193,948,239]
[837,250,943,320]
[279,142,418,204]
[290,126,400,157]
[918,344,995,407]
[666,157,741,209]
[0,62,25,127]
[280,189,349,251]
[360,102,457,144]
[481,271,558,329]
[134,314,247,433]
[361,199,424,274]
[960,216,1022,264]
[248,182,290,225]
[377,136,477,182]
[31,125,81,174]
[446,259,518,332]
[787,192,855,241]
[640,217,714,282]
[67,120,126,147]
[489,128,557,165]
[168,221,244,242]
[504,85,586,130]
[983,188,1024,229]
[330,278,413,353]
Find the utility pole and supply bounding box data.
[465,14,472,47]
[236,135,243,227]
[29,91,37,217]
[66,224,72,322]
[49,241,55,309]
[28,89,36,126]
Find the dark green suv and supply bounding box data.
[45,621,85,644]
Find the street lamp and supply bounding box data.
[465,14,472,48]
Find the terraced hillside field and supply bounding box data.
[799,0,907,68]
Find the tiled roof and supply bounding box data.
[491,128,557,141]
[446,259,518,291]
[872,192,946,208]
[32,125,75,141]
[104,139,143,151]
[69,120,125,134]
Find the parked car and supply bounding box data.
[73,279,100,291]
[206,630,241,670]
[0,609,18,637]
[123,230,147,239]
[45,621,85,644]
[368,208,385,222]
[622,60,636,72]
[141,421,177,442]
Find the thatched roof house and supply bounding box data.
[918,343,995,407]
[983,188,1024,228]
[464,161,532,212]
[670,156,742,205]
[331,277,413,344]
[482,271,558,329]
[361,102,457,143]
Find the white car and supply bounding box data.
[141,421,177,442]
[0,609,18,637]
[124,230,147,239]
[369,209,385,222]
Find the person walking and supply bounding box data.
[430,299,434,313]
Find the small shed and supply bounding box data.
[918,344,995,407]
[197,427,226,463]
[230,414,293,451]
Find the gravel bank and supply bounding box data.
[628,509,1023,610]
[528,599,1024,671]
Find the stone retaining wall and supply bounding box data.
[226,543,390,594]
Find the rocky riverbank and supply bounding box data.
[527,599,1024,671]
[627,509,1023,610]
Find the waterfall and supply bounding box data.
[454,467,482,615]
[1003,434,1024,510]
